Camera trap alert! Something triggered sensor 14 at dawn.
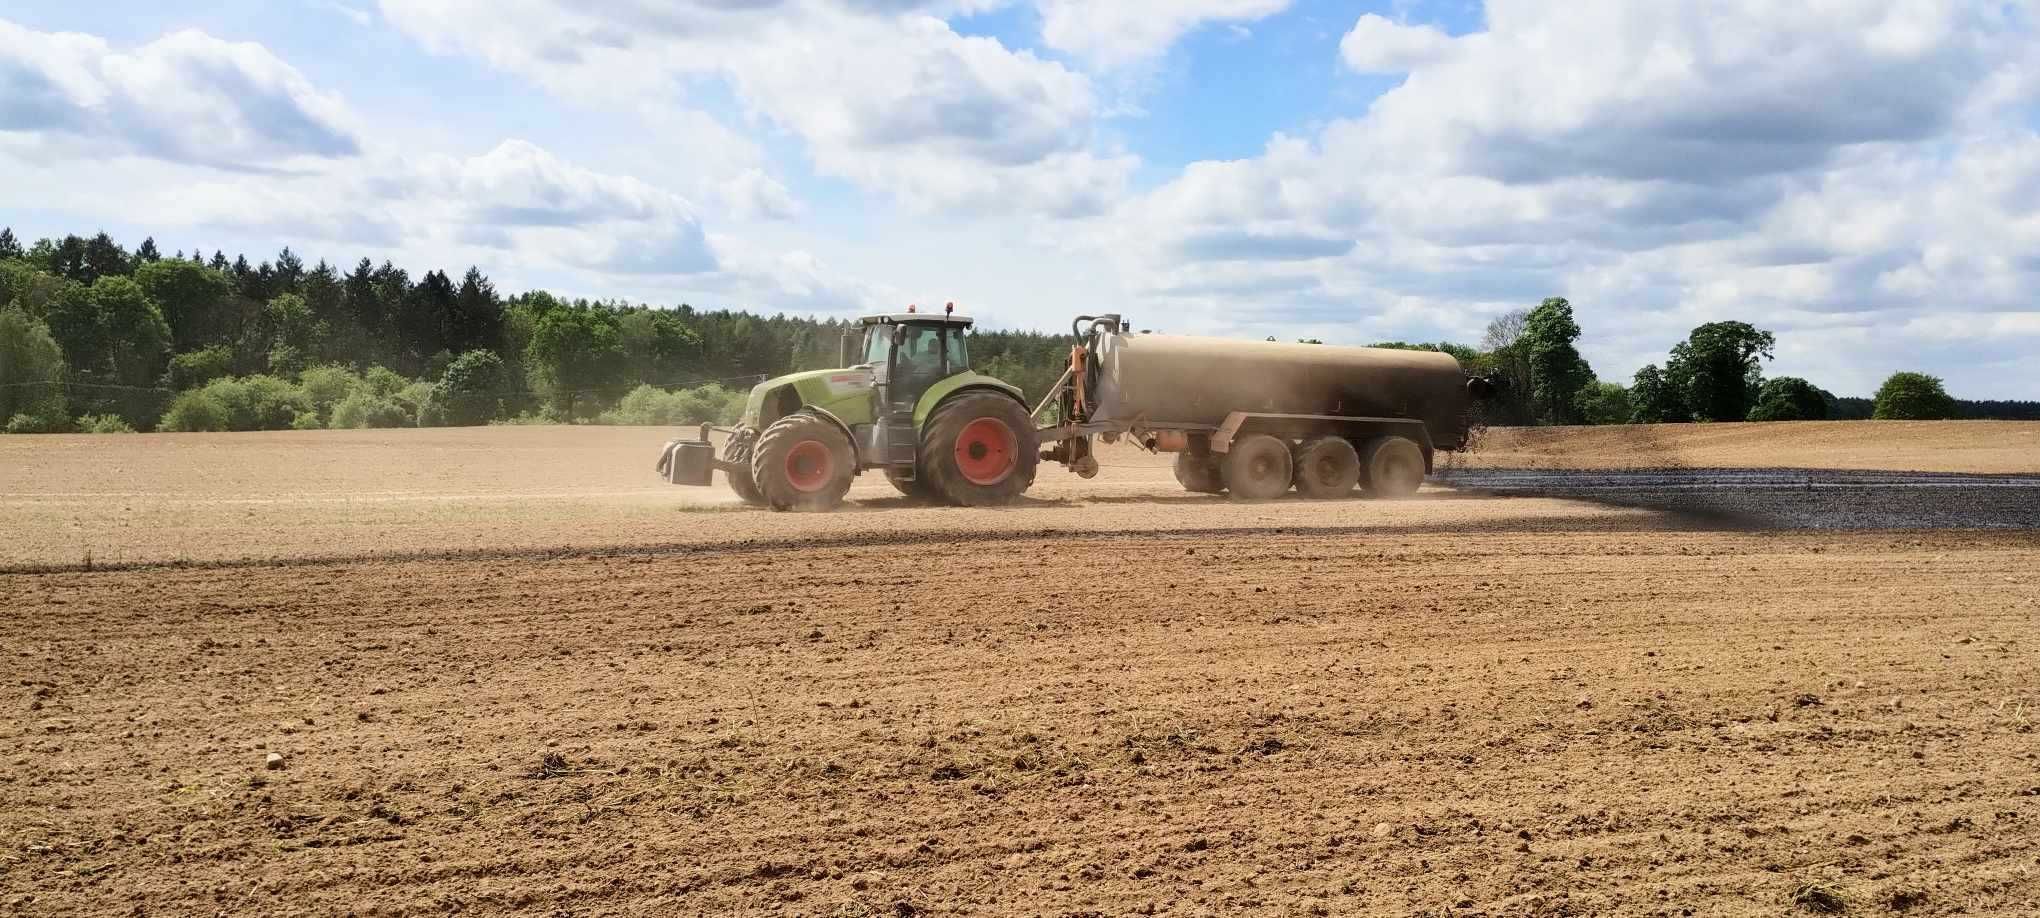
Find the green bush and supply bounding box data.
[393,380,435,424]
[1,303,69,426]
[362,365,409,398]
[75,414,135,434]
[597,384,745,426]
[1873,372,1957,420]
[328,391,411,429]
[299,365,364,420]
[157,389,229,432]
[1748,377,1830,421]
[166,345,233,390]
[290,411,326,431]
[6,411,72,434]
[159,375,311,431]
[490,408,569,426]
[433,350,505,426]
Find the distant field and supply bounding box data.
[1459,420,2040,474]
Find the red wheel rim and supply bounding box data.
[784,440,833,493]
[953,417,1018,486]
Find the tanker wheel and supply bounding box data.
[1172,452,1224,494]
[921,393,1039,507]
[885,469,937,502]
[1359,435,1426,499]
[751,413,855,512]
[1294,437,1361,499]
[1222,434,1293,500]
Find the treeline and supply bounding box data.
[1,228,2033,434]
[1369,298,2034,426]
[0,228,1077,433]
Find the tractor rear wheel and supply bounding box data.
[1359,435,1426,499]
[1172,452,1224,494]
[1222,434,1293,500]
[921,393,1038,507]
[751,413,856,512]
[1294,437,1361,499]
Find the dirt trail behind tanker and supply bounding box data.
[1459,420,2040,474]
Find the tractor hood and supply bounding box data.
[740,367,877,428]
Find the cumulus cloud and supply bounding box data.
[1338,14,1455,74]
[0,19,359,169]
[1035,0,1291,67]
[1102,0,2040,396]
[377,0,1132,216]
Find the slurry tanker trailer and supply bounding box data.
[658,308,1494,511]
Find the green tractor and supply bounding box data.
[657,305,1039,511]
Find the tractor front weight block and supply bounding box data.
[657,438,716,486]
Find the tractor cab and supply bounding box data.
[847,306,975,411]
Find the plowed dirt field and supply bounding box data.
[3,424,2037,916]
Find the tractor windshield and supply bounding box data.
[863,323,970,374]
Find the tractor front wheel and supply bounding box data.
[722,430,764,505]
[921,393,1038,506]
[751,413,856,512]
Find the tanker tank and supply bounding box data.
[1089,331,1478,449]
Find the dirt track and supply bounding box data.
[4,424,2039,916]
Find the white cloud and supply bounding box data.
[1339,14,1454,74]
[720,169,803,222]
[377,0,1133,216]
[1097,0,2040,396]
[1034,0,1291,67]
[0,19,359,169]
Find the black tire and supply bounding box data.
[726,465,764,505]
[1222,434,1293,500]
[921,392,1038,507]
[1360,435,1426,499]
[885,469,937,501]
[722,431,764,505]
[1172,452,1224,494]
[751,413,855,512]
[1294,437,1361,499]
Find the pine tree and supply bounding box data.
[82,232,131,283]
[136,237,162,263]
[451,266,503,354]
[209,250,230,271]
[274,247,305,292]
[49,235,89,282]
[0,227,21,260]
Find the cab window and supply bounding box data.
[862,323,893,365]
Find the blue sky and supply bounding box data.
[3,1,2038,398]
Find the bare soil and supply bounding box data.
[0,426,1635,569]
[3,425,2037,916]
